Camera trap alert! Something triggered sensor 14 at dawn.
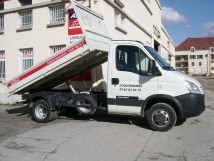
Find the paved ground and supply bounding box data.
[0,76,214,161]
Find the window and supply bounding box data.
[115,11,121,27]
[176,63,181,67]
[0,51,5,78]
[121,15,125,28]
[190,47,195,52]
[197,55,203,59]
[211,47,214,53]
[0,2,4,10]
[50,45,66,55]
[190,55,196,59]
[167,41,170,49]
[191,62,194,66]
[153,25,161,38]
[49,5,65,24]
[199,62,202,66]
[19,0,32,6]
[168,54,172,61]
[0,2,3,31]
[115,10,126,33]
[19,11,32,28]
[211,55,214,60]
[0,15,4,31]
[20,48,33,71]
[175,56,181,61]
[190,68,195,73]
[116,45,149,75]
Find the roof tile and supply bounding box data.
[176,37,214,51]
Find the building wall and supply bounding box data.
[160,26,175,67]
[188,50,208,75]
[175,50,210,75]
[1,1,69,80]
[99,0,152,43]
[150,0,175,67]
[0,0,175,103]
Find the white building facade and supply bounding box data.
[0,0,175,103]
[175,37,214,75]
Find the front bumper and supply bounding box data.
[176,93,205,118]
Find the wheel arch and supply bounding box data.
[28,93,55,110]
[141,94,184,119]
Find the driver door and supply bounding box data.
[108,43,158,115]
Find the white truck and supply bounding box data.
[2,0,205,131]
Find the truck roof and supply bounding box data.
[111,40,144,45]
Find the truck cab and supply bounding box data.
[107,40,205,131]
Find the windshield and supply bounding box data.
[144,46,175,71]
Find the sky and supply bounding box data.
[161,0,214,46]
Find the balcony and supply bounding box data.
[175,55,188,62]
[176,68,188,74]
[175,59,188,62]
[176,62,188,69]
[211,54,214,62]
[176,66,188,69]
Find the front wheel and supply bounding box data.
[146,103,177,132]
[32,99,57,123]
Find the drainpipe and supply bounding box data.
[207,53,210,76]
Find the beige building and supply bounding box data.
[0,0,175,103]
[175,37,214,75]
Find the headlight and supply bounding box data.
[185,81,201,94]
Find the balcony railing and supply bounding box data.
[175,59,188,62]
[176,66,188,68]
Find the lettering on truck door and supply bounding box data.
[109,44,158,115]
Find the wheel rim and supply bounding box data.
[35,104,47,120]
[152,109,170,127]
[75,99,91,113]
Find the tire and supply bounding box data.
[146,103,177,132]
[176,118,187,126]
[73,95,97,115]
[32,99,57,123]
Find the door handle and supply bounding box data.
[112,78,119,85]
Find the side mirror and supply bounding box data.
[148,60,156,76]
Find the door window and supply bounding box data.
[116,45,149,75]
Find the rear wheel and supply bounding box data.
[32,99,57,123]
[146,103,177,132]
[73,95,97,115]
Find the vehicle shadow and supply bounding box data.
[6,105,31,117]
[59,109,152,130]
[5,106,152,130]
[6,106,183,131]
